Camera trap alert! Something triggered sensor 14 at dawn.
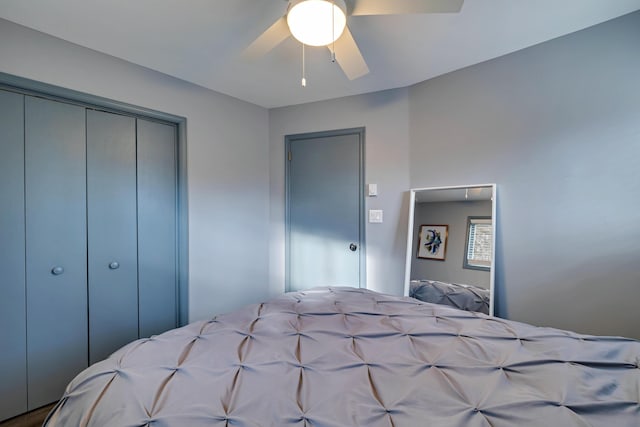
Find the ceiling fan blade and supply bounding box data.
[328,26,369,80]
[243,16,291,59]
[350,0,464,16]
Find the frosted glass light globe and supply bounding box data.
[287,0,347,47]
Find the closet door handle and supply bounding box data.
[108,261,120,270]
[51,266,64,275]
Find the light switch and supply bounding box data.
[368,183,378,197]
[369,209,383,223]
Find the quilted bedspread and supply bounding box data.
[45,287,640,427]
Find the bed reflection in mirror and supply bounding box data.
[404,184,496,316]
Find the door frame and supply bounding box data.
[285,127,366,292]
[0,72,189,328]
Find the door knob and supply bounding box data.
[109,261,120,270]
[51,266,64,275]
[349,243,358,252]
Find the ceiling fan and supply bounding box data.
[244,0,465,82]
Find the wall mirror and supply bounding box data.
[404,184,497,316]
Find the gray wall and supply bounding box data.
[412,201,491,288]
[0,18,271,322]
[269,89,411,297]
[410,11,640,338]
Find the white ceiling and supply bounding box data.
[1,0,639,108]
[415,187,492,203]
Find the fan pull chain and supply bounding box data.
[301,43,307,87]
[331,0,336,62]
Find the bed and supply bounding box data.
[409,280,491,314]
[44,287,639,426]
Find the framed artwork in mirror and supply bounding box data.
[417,224,448,260]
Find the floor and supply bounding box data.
[0,405,55,427]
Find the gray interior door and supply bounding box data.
[0,90,27,420]
[137,118,177,337]
[87,110,138,364]
[286,130,364,292]
[25,96,88,409]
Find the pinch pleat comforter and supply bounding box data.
[45,287,640,427]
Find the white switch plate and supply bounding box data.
[368,183,378,197]
[369,209,383,223]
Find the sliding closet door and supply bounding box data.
[137,119,177,337]
[0,90,27,420]
[25,96,88,409]
[87,110,138,364]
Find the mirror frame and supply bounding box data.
[404,184,497,316]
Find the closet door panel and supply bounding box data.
[25,96,88,409]
[137,119,177,338]
[87,110,138,364]
[0,90,27,421]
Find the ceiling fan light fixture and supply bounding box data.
[287,0,347,47]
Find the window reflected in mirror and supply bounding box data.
[464,216,492,271]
